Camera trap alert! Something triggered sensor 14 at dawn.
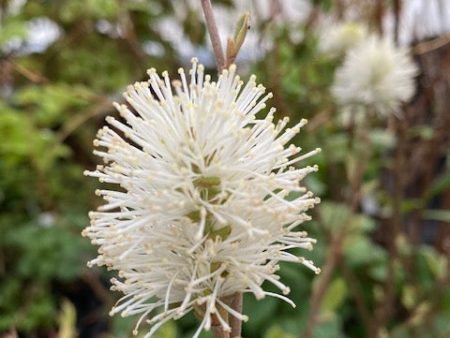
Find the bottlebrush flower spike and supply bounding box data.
[83,58,320,338]
[318,21,367,56]
[332,35,418,116]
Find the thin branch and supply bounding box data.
[13,62,48,84]
[374,0,385,35]
[211,310,230,338]
[301,233,343,338]
[118,0,147,65]
[229,293,243,338]
[201,2,246,336]
[302,120,371,338]
[200,0,226,71]
[212,326,230,338]
[413,33,450,55]
[57,97,113,142]
[393,0,402,45]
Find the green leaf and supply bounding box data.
[344,235,386,267]
[390,325,413,338]
[421,246,448,279]
[87,0,120,18]
[409,125,435,140]
[318,202,352,234]
[304,175,327,196]
[312,315,343,338]
[264,326,296,338]
[423,209,450,222]
[433,312,450,335]
[425,172,450,200]
[0,17,27,45]
[320,277,347,313]
[152,321,178,338]
[15,84,92,127]
[369,129,396,149]
[401,285,417,310]
[243,295,278,335]
[319,203,373,235]
[0,105,70,172]
[368,263,388,282]
[348,214,376,233]
[232,12,250,51]
[325,134,349,163]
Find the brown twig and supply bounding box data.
[118,0,147,65]
[229,292,243,338]
[413,33,450,55]
[301,233,343,338]
[302,120,371,338]
[13,62,48,84]
[211,308,231,338]
[57,97,113,142]
[333,0,345,19]
[374,0,385,35]
[200,0,226,71]
[212,326,230,338]
[200,1,247,336]
[393,0,402,45]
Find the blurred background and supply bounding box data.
[1,0,450,337]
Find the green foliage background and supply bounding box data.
[1,1,449,337]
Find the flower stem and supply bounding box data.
[200,0,226,71]
[229,292,243,337]
[201,2,246,337]
[212,325,230,338]
[211,308,230,338]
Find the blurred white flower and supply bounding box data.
[332,35,418,117]
[83,59,320,337]
[318,21,367,56]
[37,212,56,228]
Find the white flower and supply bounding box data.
[83,59,320,337]
[332,35,418,116]
[318,21,367,56]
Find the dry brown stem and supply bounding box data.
[200,0,226,71]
